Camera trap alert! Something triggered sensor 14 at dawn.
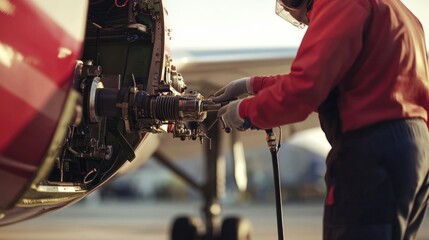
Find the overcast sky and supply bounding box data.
[165,0,429,50]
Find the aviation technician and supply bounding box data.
[212,0,429,239]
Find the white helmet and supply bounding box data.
[275,0,313,28]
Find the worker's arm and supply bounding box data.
[240,0,371,129]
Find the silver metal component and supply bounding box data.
[89,77,104,123]
[178,92,206,122]
[202,101,222,112]
[165,64,187,94]
[36,185,85,193]
[68,146,84,158]
[82,60,102,77]
[73,61,83,90]
[131,74,138,93]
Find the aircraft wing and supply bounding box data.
[172,47,297,96]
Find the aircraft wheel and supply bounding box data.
[170,216,201,240]
[220,216,253,240]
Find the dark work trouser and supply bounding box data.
[323,119,429,240]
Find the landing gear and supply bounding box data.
[171,216,202,240]
[154,113,253,240]
[221,216,252,240]
[170,215,252,240]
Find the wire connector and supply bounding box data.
[265,129,277,152]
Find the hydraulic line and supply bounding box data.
[266,129,285,240]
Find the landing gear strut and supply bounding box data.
[153,112,252,240]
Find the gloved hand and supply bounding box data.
[218,99,249,131]
[212,77,253,103]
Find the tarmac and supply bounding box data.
[0,200,428,240]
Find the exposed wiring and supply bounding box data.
[100,157,120,181]
[83,168,98,184]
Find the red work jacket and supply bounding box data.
[239,0,429,132]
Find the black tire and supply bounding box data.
[171,216,201,240]
[220,216,253,240]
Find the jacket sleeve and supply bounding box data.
[240,0,371,129]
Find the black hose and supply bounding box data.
[266,129,285,240]
[271,148,284,240]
